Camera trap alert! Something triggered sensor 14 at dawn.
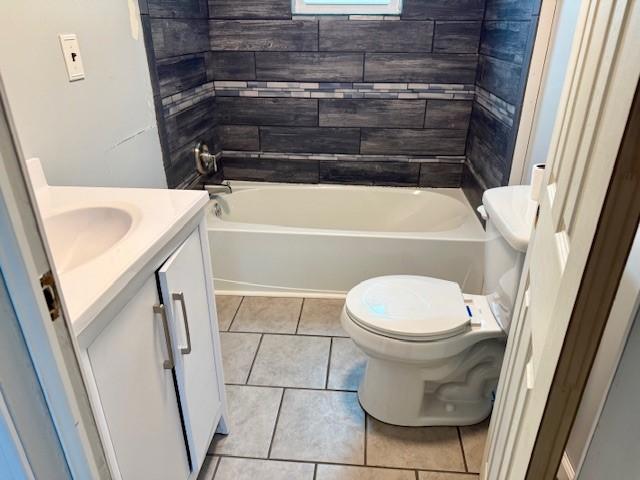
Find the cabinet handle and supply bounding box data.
[154,304,175,370]
[172,292,192,355]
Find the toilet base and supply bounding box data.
[357,339,505,427]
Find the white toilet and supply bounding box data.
[341,185,537,426]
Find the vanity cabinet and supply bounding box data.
[84,222,227,480]
[87,275,190,480]
[158,226,223,469]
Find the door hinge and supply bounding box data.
[40,271,61,321]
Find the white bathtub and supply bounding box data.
[207,181,486,297]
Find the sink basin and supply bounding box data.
[45,207,134,273]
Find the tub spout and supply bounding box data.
[205,182,232,198]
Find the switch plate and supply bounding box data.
[58,34,85,82]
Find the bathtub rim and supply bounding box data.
[207,181,486,241]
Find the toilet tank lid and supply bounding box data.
[482,185,537,253]
[345,275,469,340]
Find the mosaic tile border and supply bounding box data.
[474,86,516,126]
[214,81,476,100]
[222,150,466,164]
[162,81,216,116]
[161,81,476,117]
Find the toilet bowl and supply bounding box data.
[341,275,505,426]
[341,186,537,426]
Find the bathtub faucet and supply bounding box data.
[205,182,232,198]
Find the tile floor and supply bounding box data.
[200,296,488,480]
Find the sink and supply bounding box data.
[44,207,134,273]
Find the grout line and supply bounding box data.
[244,333,264,384]
[228,329,349,339]
[415,470,420,480]
[423,99,428,128]
[209,49,476,55]
[431,19,436,53]
[324,337,333,389]
[457,427,469,472]
[252,51,257,81]
[226,296,245,331]
[364,413,368,466]
[267,388,286,459]
[225,382,357,393]
[212,455,222,479]
[313,463,318,480]
[212,452,473,475]
[295,298,305,334]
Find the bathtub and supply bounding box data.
[207,181,486,297]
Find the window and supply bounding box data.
[292,0,402,15]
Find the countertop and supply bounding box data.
[28,159,208,335]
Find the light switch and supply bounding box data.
[58,34,85,82]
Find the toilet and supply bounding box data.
[341,185,537,426]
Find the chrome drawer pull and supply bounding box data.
[154,304,175,370]
[172,292,192,355]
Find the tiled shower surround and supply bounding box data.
[465,0,542,205]
[140,0,540,195]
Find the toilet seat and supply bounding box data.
[345,275,470,341]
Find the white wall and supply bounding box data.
[523,0,581,182]
[564,229,640,474]
[578,304,640,479]
[0,0,166,188]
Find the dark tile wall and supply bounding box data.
[140,0,219,187]
[138,0,539,191]
[465,0,541,195]
[209,1,484,187]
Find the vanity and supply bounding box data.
[28,159,228,480]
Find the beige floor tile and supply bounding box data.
[316,464,415,479]
[459,419,489,473]
[419,473,479,480]
[216,296,243,331]
[231,297,302,333]
[195,455,219,480]
[366,417,465,471]
[214,457,314,480]
[219,332,261,384]
[297,298,347,336]
[248,334,330,388]
[209,385,282,458]
[328,338,367,391]
[270,389,365,464]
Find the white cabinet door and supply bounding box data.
[158,226,223,471]
[87,276,190,480]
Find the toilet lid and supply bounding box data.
[345,275,470,340]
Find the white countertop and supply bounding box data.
[28,159,208,335]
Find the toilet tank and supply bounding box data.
[482,186,537,334]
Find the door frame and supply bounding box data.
[508,0,560,184]
[0,76,107,478]
[525,71,640,480]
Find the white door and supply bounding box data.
[484,1,640,478]
[0,271,71,480]
[87,276,190,480]
[158,225,223,472]
[0,84,105,477]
